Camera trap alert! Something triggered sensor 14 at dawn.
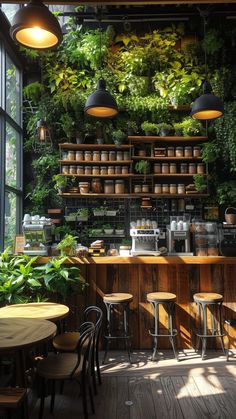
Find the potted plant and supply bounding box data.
[64,212,77,222]
[180,117,203,137]
[112,129,127,146]
[93,206,106,216]
[56,234,77,256]
[53,175,69,194]
[135,160,150,175]
[141,121,157,136]
[105,208,117,216]
[103,223,114,235]
[156,123,173,137]
[193,174,207,193]
[77,208,89,221]
[173,122,184,136]
[115,224,125,235]
[127,120,138,136]
[88,222,103,237]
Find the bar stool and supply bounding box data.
[103,293,133,364]
[193,292,226,359]
[147,292,178,361]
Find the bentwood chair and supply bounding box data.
[37,322,95,419]
[53,306,103,394]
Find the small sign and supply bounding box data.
[13,234,25,255]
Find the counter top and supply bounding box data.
[37,256,236,265]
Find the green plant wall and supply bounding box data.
[22,18,236,212]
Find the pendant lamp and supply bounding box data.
[84,17,118,118]
[10,0,63,50]
[191,12,224,121]
[191,80,224,120]
[85,79,118,118]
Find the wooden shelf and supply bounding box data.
[59,143,132,149]
[60,193,209,198]
[59,160,132,165]
[132,156,203,161]
[58,174,133,178]
[133,173,207,177]
[128,136,208,142]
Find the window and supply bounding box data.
[0,15,23,251]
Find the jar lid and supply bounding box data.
[170,184,177,187]
[104,180,114,184]
[194,146,201,148]
[185,146,192,149]
[178,184,185,186]
[115,180,124,184]
[92,178,101,181]
[85,166,91,168]
[85,150,91,153]
[101,150,108,153]
[176,146,183,149]
[181,163,187,166]
[79,182,89,186]
[93,150,100,153]
[155,184,161,186]
[101,166,107,169]
[108,166,114,168]
[162,184,169,187]
[167,146,174,149]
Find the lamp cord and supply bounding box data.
[98,14,102,78]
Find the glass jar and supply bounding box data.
[92,166,100,175]
[180,163,188,174]
[184,146,192,157]
[116,151,123,161]
[79,182,90,194]
[75,151,83,161]
[62,151,67,160]
[167,147,175,157]
[142,184,149,193]
[108,166,115,175]
[123,151,130,160]
[170,184,177,194]
[92,151,101,161]
[84,151,92,161]
[67,151,75,161]
[91,178,102,193]
[104,180,114,194]
[189,163,197,174]
[115,166,122,174]
[162,184,169,194]
[62,165,69,174]
[196,245,207,256]
[176,146,184,157]
[161,163,169,174]
[122,166,129,174]
[207,244,219,256]
[77,166,84,175]
[154,163,161,174]
[84,166,92,175]
[138,149,146,157]
[193,146,201,157]
[134,184,142,193]
[170,163,177,174]
[101,151,108,161]
[69,165,76,174]
[197,163,205,174]
[115,180,125,194]
[154,184,162,194]
[100,166,108,175]
[109,151,116,161]
[178,184,185,194]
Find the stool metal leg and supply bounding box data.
[123,303,132,363]
[152,302,159,361]
[201,302,208,359]
[168,302,178,361]
[103,302,111,364]
[195,303,201,352]
[218,302,226,355]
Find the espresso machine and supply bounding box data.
[22,215,54,255]
[130,228,160,256]
[167,216,192,255]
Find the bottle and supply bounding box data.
[91,178,102,193]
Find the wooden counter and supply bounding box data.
[39,256,236,350]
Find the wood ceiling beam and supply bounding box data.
[2,1,236,5]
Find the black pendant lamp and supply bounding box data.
[85,79,118,118]
[10,0,63,50]
[191,12,224,121]
[84,16,118,118]
[191,80,224,120]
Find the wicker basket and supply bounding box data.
[225,207,236,224]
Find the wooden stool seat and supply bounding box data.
[53,332,80,352]
[147,292,176,303]
[193,293,223,303]
[0,387,27,408]
[103,293,133,303]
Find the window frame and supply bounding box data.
[0,12,23,251]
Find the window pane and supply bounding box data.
[1,4,20,24]
[6,54,20,123]
[4,191,17,250]
[5,123,17,188]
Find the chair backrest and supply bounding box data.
[83,306,103,339]
[70,321,95,379]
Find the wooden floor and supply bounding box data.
[28,349,236,419]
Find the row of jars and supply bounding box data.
[79,179,126,194]
[62,165,129,175]
[63,150,130,162]
[164,146,201,158]
[134,184,186,194]
[154,162,205,174]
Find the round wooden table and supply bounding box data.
[0,302,69,322]
[0,318,57,386]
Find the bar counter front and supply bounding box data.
[39,256,236,350]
